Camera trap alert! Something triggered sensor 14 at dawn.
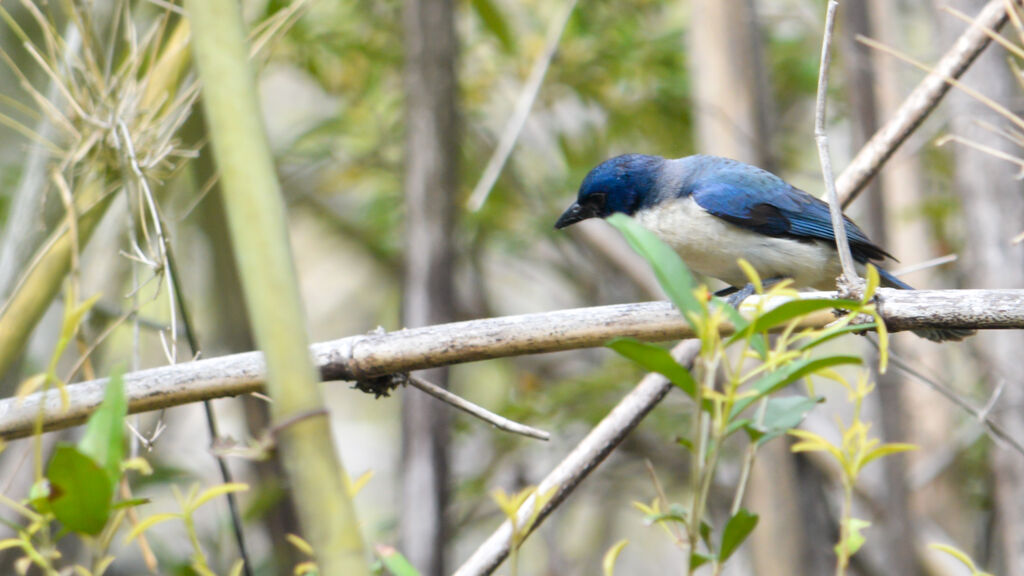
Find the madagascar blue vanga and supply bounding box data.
[556,154,971,342]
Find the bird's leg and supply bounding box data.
[719,277,785,308]
[713,286,740,298]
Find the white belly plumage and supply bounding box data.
[632,197,844,289]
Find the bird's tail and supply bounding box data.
[876,268,974,342]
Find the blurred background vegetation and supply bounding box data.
[0,0,1022,574]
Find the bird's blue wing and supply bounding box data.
[690,179,892,262]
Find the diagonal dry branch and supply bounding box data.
[1,289,1023,440]
[453,339,702,576]
[837,0,1017,207]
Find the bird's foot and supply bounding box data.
[716,277,786,308]
[718,284,756,308]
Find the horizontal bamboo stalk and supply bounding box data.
[1,288,1022,440]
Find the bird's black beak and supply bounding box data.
[554,202,590,229]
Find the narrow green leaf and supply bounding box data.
[125,513,180,543]
[730,298,859,343]
[78,367,127,483]
[676,436,695,452]
[375,544,421,576]
[726,418,753,439]
[607,214,701,327]
[192,482,249,511]
[929,543,988,575]
[730,355,861,418]
[644,503,689,526]
[710,297,750,335]
[608,338,696,398]
[796,322,877,351]
[864,264,880,301]
[699,520,713,547]
[748,396,824,446]
[720,509,758,561]
[602,539,629,576]
[111,498,150,510]
[47,445,115,535]
[470,0,515,53]
[690,552,713,570]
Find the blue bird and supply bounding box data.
[555,154,971,342]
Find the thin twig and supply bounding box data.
[466,0,578,211]
[837,0,1014,207]
[453,339,702,576]
[814,0,860,292]
[891,254,958,278]
[405,374,550,441]
[161,223,255,576]
[876,342,1024,458]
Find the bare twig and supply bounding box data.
[453,339,702,576]
[837,0,1015,207]
[878,343,1024,458]
[891,254,958,277]
[466,0,578,211]
[1,289,1023,440]
[405,374,550,441]
[814,0,860,291]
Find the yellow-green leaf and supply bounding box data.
[345,470,374,498]
[835,518,870,557]
[125,513,179,543]
[191,482,249,511]
[602,539,629,576]
[287,533,315,557]
[860,443,918,470]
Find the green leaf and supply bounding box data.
[729,298,860,344]
[78,367,127,483]
[125,513,179,543]
[602,539,629,576]
[111,498,150,510]
[607,338,697,398]
[470,0,515,53]
[643,503,689,526]
[796,322,877,351]
[676,436,694,452]
[690,552,713,570]
[928,543,993,575]
[835,518,870,558]
[747,396,824,446]
[47,445,115,535]
[730,355,861,418]
[607,214,701,328]
[28,479,52,514]
[375,544,420,576]
[726,418,755,440]
[699,519,713,547]
[719,509,758,561]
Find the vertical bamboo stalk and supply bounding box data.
[183,1,368,573]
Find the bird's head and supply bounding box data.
[555,154,664,229]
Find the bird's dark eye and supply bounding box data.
[588,192,606,207]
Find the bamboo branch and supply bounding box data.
[837,0,1016,207]
[1,289,1022,440]
[453,339,702,576]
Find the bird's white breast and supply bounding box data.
[632,197,843,289]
